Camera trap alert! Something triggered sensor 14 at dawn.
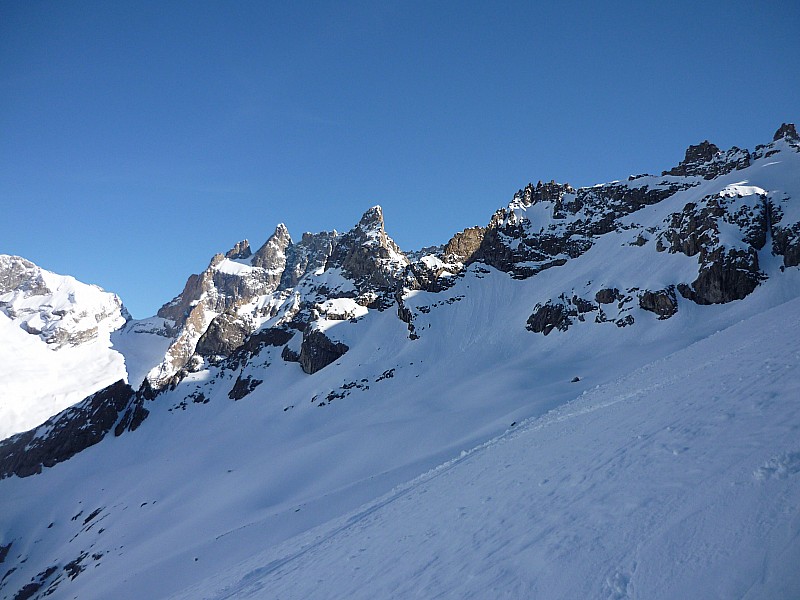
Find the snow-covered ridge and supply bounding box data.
[0,255,130,439]
[0,255,128,349]
[1,123,799,599]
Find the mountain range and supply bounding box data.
[1,124,799,599]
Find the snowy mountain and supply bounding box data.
[0,256,129,439]
[1,124,799,599]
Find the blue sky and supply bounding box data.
[1,1,798,318]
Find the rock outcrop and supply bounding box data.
[638,287,678,319]
[326,206,409,295]
[662,141,750,179]
[0,381,137,479]
[299,329,349,374]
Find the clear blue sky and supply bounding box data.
[1,1,798,318]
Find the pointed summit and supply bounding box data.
[251,224,292,270]
[358,205,384,230]
[326,206,408,293]
[774,122,799,142]
[225,239,252,260]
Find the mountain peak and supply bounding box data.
[251,224,292,270]
[225,239,252,260]
[774,122,799,142]
[662,139,751,179]
[358,205,385,230]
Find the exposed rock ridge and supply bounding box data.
[0,380,140,479]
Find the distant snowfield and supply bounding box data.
[172,293,800,600]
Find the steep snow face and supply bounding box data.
[0,256,129,439]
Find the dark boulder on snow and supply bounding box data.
[638,287,678,319]
[526,302,572,335]
[299,329,349,374]
[595,288,621,304]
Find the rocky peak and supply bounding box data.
[280,230,339,289]
[358,205,385,231]
[251,224,292,270]
[774,122,799,143]
[663,140,750,179]
[225,240,252,260]
[0,255,127,349]
[513,181,575,207]
[663,141,719,177]
[326,206,409,294]
[0,255,49,296]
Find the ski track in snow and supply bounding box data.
[170,296,800,600]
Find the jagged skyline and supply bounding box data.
[1,2,798,318]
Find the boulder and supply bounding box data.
[639,287,678,319]
[299,329,349,374]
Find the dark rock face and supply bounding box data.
[677,248,762,304]
[658,193,767,304]
[770,201,800,268]
[595,288,620,304]
[228,375,263,400]
[526,302,572,335]
[0,381,136,479]
[403,257,460,294]
[281,345,300,363]
[251,224,291,272]
[281,231,339,289]
[326,206,408,294]
[639,287,678,319]
[225,240,252,260]
[195,312,251,359]
[475,180,683,279]
[443,226,485,262]
[527,294,600,335]
[662,142,750,179]
[774,123,799,142]
[299,329,349,374]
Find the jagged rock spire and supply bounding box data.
[774,123,799,142]
[326,205,408,292]
[251,223,292,270]
[225,240,252,260]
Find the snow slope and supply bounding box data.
[173,293,800,600]
[1,126,799,599]
[1,265,799,600]
[0,256,129,439]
